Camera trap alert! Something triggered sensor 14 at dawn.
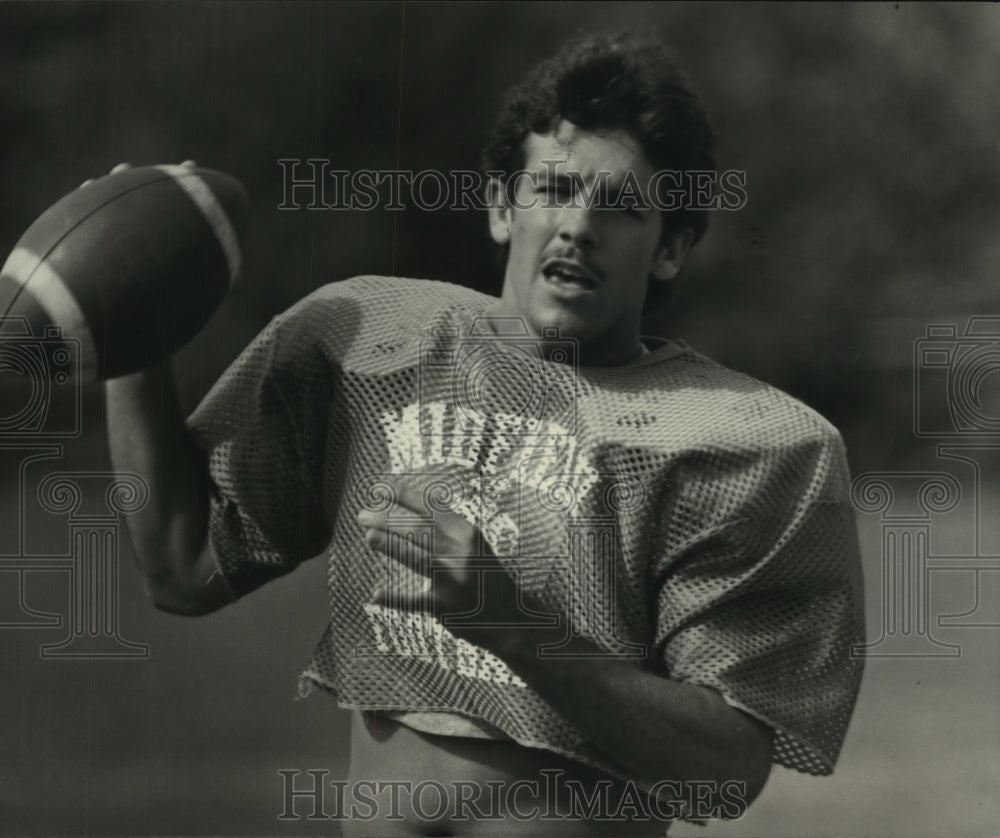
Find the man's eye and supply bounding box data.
[596,196,631,213]
[605,195,644,217]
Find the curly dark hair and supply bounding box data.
[482,32,716,313]
[482,31,716,243]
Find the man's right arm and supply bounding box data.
[105,363,233,616]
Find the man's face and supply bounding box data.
[489,120,690,366]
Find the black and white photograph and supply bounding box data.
[0,3,996,836]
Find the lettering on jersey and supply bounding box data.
[356,401,647,675]
[361,603,528,687]
[380,401,600,551]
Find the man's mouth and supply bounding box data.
[541,258,598,292]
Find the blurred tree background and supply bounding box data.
[0,2,997,836]
[1,2,997,467]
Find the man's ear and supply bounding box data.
[487,178,511,245]
[651,227,695,281]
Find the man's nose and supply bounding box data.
[556,204,600,248]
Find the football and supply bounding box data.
[0,164,249,381]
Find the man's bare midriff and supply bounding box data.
[341,710,671,837]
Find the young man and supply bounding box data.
[107,33,864,836]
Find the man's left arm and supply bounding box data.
[359,482,775,802]
[481,613,775,802]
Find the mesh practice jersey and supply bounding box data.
[188,275,865,783]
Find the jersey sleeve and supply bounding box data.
[186,307,335,601]
[652,428,865,775]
